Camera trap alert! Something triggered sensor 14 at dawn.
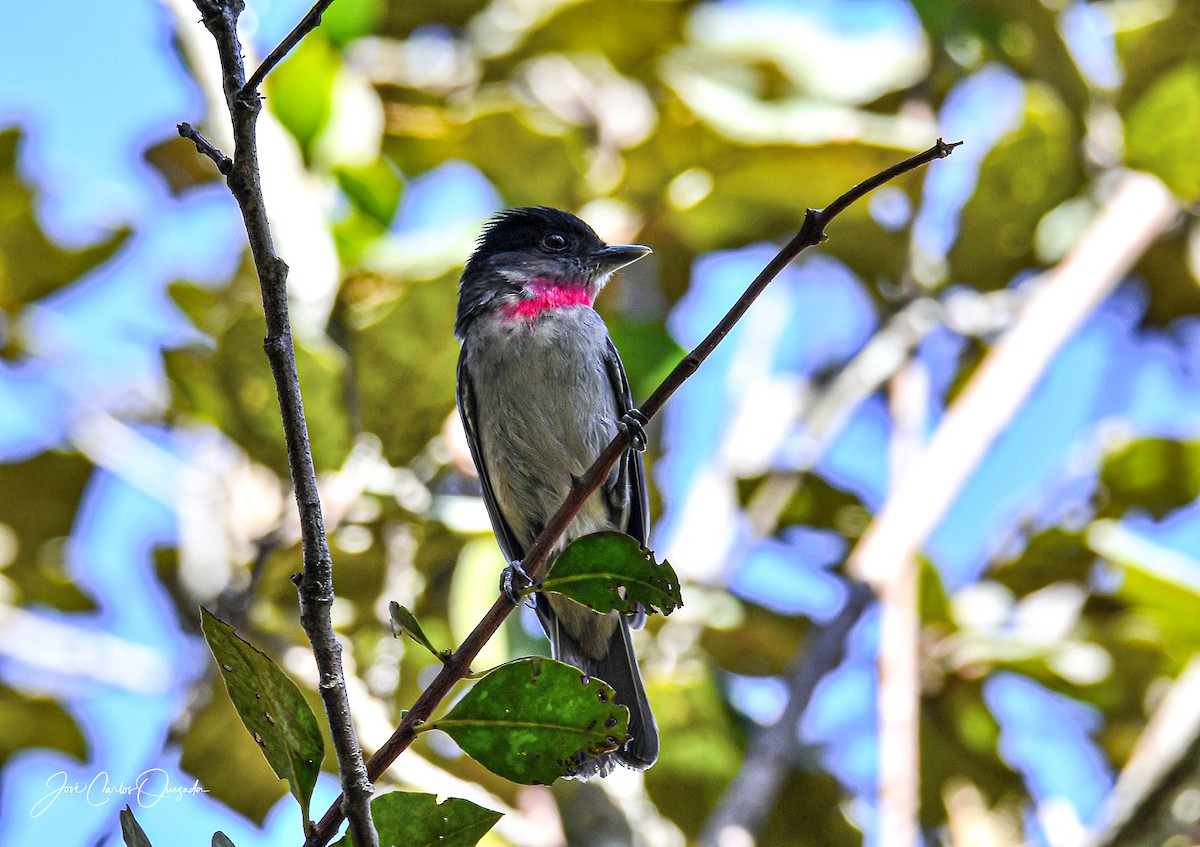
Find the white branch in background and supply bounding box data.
[849,171,1178,586]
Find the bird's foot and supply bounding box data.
[500,560,537,606]
[617,408,649,452]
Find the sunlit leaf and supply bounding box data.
[335,156,403,228]
[343,274,458,465]
[266,34,340,157]
[432,657,629,784]
[320,0,385,47]
[331,791,502,847]
[1125,61,1200,199]
[542,531,682,616]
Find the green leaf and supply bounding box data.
[0,450,96,612]
[542,531,682,617]
[332,791,502,847]
[737,472,871,539]
[266,35,340,157]
[606,317,686,401]
[389,601,443,659]
[0,129,129,342]
[120,806,153,847]
[319,0,385,47]
[335,157,403,228]
[1099,437,1200,521]
[344,273,459,466]
[431,657,629,784]
[143,132,224,197]
[1126,61,1200,198]
[948,82,1080,291]
[199,608,324,830]
[164,273,352,474]
[0,684,87,767]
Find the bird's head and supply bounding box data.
[455,207,650,337]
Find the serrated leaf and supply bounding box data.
[120,806,153,847]
[200,608,324,830]
[332,791,502,847]
[389,601,442,658]
[541,531,682,617]
[432,657,629,784]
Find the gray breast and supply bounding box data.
[466,308,618,547]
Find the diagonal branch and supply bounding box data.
[242,0,339,97]
[699,581,873,846]
[305,138,962,847]
[181,1,377,845]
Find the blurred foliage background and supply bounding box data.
[4,0,1200,845]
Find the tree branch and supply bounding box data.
[181,2,377,845]
[699,581,873,846]
[178,121,232,175]
[242,0,338,97]
[306,137,961,847]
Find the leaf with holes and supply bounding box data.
[331,791,502,847]
[541,531,682,616]
[430,657,629,785]
[200,608,323,833]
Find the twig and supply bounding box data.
[178,121,233,174]
[306,137,962,847]
[242,0,338,97]
[181,2,377,845]
[698,581,873,846]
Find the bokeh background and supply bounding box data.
[3,0,1200,845]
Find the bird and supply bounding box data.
[454,206,659,779]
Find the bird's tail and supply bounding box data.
[538,602,659,779]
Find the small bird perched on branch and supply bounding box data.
[454,206,659,778]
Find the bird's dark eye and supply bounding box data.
[543,233,568,251]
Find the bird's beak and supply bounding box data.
[590,244,652,274]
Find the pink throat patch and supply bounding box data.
[501,281,592,320]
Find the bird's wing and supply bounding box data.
[603,335,650,547]
[456,347,524,563]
